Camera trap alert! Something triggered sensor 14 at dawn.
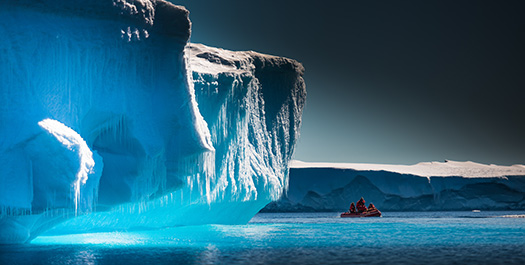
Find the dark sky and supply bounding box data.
[177,0,525,165]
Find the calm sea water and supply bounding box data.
[1,211,525,264]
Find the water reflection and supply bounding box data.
[7,212,525,264]
[73,250,96,265]
[197,244,220,265]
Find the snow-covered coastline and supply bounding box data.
[290,160,525,178]
[263,160,525,212]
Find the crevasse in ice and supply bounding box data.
[0,0,306,243]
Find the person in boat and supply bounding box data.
[368,203,376,211]
[349,202,356,213]
[356,197,367,213]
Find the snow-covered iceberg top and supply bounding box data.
[290,160,525,178]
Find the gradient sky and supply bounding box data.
[178,0,525,166]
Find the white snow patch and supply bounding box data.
[290,160,525,178]
[499,215,525,218]
[186,43,253,75]
[38,119,95,215]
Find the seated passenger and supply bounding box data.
[349,202,356,213]
[368,203,376,211]
[356,197,367,213]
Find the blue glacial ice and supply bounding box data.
[0,0,306,243]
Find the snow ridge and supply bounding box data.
[290,160,525,178]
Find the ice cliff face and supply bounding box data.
[0,0,306,243]
[263,161,525,212]
[188,43,305,202]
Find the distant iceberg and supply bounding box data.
[0,0,306,243]
[263,160,525,212]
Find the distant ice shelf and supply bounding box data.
[0,0,306,244]
[262,160,525,212]
[290,160,525,178]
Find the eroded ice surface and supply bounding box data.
[0,0,306,243]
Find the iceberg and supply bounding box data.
[263,160,525,212]
[0,0,306,243]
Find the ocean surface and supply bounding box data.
[2,211,525,264]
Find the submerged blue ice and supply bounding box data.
[0,0,306,243]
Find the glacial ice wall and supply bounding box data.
[0,0,306,243]
[188,43,305,203]
[263,161,525,212]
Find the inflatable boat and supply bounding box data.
[340,209,381,218]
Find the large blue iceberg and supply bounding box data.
[0,0,306,243]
